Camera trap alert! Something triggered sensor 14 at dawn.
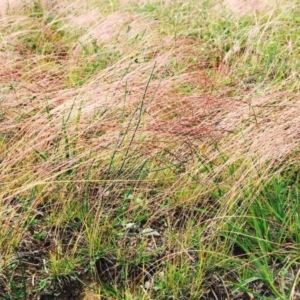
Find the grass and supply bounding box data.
[0,0,300,299]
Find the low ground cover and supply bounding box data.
[0,0,300,299]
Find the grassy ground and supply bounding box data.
[1,0,300,299]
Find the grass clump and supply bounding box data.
[0,0,300,299]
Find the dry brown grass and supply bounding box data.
[0,0,298,218]
[0,0,23,16]
[1,0,300,299]
[216,0,279,15]
[1,0,299,241]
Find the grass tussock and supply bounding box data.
[1,0,300,299]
